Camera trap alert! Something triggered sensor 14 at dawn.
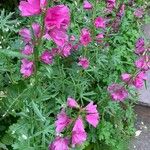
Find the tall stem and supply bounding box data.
[33,11,46,85]
[91,0,97,39]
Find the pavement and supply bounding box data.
[129,105,150,150]
[129,18,150,150]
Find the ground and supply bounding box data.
[129,105,150,150]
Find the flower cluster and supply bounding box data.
[108,37,149,101]
[49,97,100,149]
[111,3,125,32]
[106,0,116,13]
[17,0,149,149]
[19,1,73,77]
[134,8,144,18]
[18,0,114,77]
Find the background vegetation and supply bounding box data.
[0,0,150,150]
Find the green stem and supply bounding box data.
[91,0,97,39]
[33,11,46,85]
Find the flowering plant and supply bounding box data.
[0,0,149,150]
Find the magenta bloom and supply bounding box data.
[61,43,72,57]
[72,117,87,145]
[45,5,70,30]
[49,28,68,47]
[108,84,128,101]
[49,137,69,150]
[80,28,91,47]
[83,0,93,10]
[86,113,99,128]
[32,23,41,38]
[94,17,106,28]
[117,4,125,17]
[72,44,79,51]
[67,97,79,108]
[85,102,99,127]
[86,101,98,114]
[134,8,144,18]
[135,38,145,54]
[133,71,147,89]
[96,33,104,43]
[121,73,132,84]
[55,109,71,133]
[19,28,31,43]
[106,0,116,12]
[19,0,47,16]
[40,50,53,64]
[78,57,89,69]
[70,35,76,41]
[22,44,33,55]
[135,56,150,71]
[51,48,59,56]
[20,59,34,78]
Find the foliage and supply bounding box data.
[0,0,149,150]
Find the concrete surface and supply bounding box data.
[138,71,150,106]
[129,105,150,150]
[139,21,150,106]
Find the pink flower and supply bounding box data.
[40,50,53,64]
[83,0,93,10]
[134,8,144,18]
[32,23,41,38]
[67,97,79,108]
[22,44,33,55]
[72,117,87,145]
[45,5,70,30]
[70,35,76,41]
[135,56,150,71]
[19,28,31,43]
[106,0,116,13]
[19,0,47,16]
[117,4,125,17]
[85,102,99,127]
[85,101,98,114]
[133,71,147,89]
[20,59,34,78]
[49,137,69,150]
[80,28,91,47]
[108,84,128,101]
[49,28,68,47]
[135,38,145,54]
[55,109,71,133]
[86,113,99,128]
[94,17,106,28]
[40,0,47,8]
[72,44,79,51]
[61,43,72,57]
[96,33,104,43]
[121,73,132,84]
[51,48,59,56]
[78,57,89,69]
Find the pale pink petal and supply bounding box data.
[72,117,87,145]
[83,0,93,10]
[49,137,69,150]
[86,113,99,127]
[80,28,91,47]
[67,97,79,108]
[55,110,71,133]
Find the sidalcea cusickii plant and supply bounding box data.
[3,0,149,149]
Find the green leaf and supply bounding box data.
[0,49,30,59]
[32,101,46,122]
